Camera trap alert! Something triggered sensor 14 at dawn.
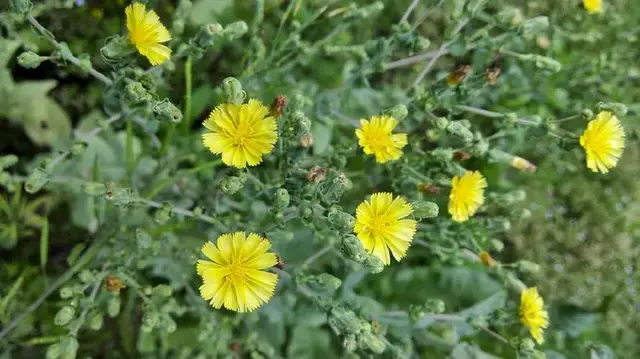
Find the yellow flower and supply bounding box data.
[355,115,407,163]
[579,111,625,174]
[448,171,487,222]
[125,3,172,66]
[202,99,278,168]
[354,193,417,265]
[197,232,278,313]
[583,0,602,14]
[519,287,549,344]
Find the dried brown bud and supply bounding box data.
[479,251,497,267]
[307,166,327,182]
[300,134,314,148]
[271,94,288,117]
[510,156,537,172]
[230,343,240,352]
[485,63,502,85]
[104,275,127,293]
[417,183,441,194]
[275,255,286,270]
[453,151,472,161]
[447,64,471,86]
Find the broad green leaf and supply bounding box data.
[22,97,72,147]
[0,39,21,67]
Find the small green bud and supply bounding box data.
[412,201,439,219]
[78,270,94,283]
[317,273,342,291]
[89,312,104,330]
[364,255,384,274]
[59,287,74,299]
[517,260,541,274]
[299,200,314,220]
[274,188,290,209]
[520,338,536,351]
[125,82,152,104]
[470,316,488,328]
[70,142,87,156]
[46,343,61,359]
[424,298,446,313]
[153,100,183,123]
[107,295,121,318]
[505,112,518,123]
[59,336,78,359]
[533,55,562,72]
[17,51,43,69]
[430,148,454,161]
[292,111,311,136]
[330,307,361,334]
[490,239,504,252]
[219,176,244,195]
[581,109,594,120]
[446,121,474,142]
[152,284,173,297]
[82,182,106,196]
[100,35,135,65]
[10,0,32,15]
[25,167,50,194]
[505,273,527,293]
[343,334,357,352]
[328,211,356,233]
[154,202,173,224]
[289,94,312,112]
[471,140,489,156]
[597,102,628,116]
[191,23,223,49]
[358,331,386,354]
[432,116,449,130]
[0,155,18,169]
[224,21,249,40]
[54,306,75,326]
[384,104,408,122]
[341,235,367,263]
[222,77,246,104]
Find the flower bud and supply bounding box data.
[46,343,61,359]
[329,211,355,233]
[224,21,249,40]
[490,239,504,252]
[0,155,18,169]
[54,306,75,326]
[59,287,73,299]
[358,331,386,354]
[430,148,454,161]
[82,182,106,196]
[100,35,135,65]
[299,200,314,220]
[274,188,290,209]
[219,176,244,195]
[432,116,449,130]
[25,167,49,194]
[424,298,446,313]
[300,134,314,148]
[517,260,541,274]
[78,270,94,283]
[446,121,474,142]
[364,254,384,274]
[107,295,121,318]
[59,336,79,359]
[533,55,562,72]
[510,156,536,172]
[341,235,367,263]
[10,0,32,15]
[307,273,342,294]
[153,100,183,123]
[191,23,223,49]
[89,312,104,330]
[17,51,43,69]
[289,94,312,112]
[221,77,246,104]
[293,111,311,136]
[581,109,594,120]
[596,102,628,116]
[125,82,152,104]
[383,104,408,122]
[412,201,439,219]
[329,307,361,334]
[70,142,87,156]
[343,334,357,352]
[152,284,173,297]
[154,202,173,224]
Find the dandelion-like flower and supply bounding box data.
[579,111,625,174]
[125,3,172,66]
[583,0,602,14]
[202,99,278,168]
[354,193,417,266]
[355,115,407,163]
[448,171,487,222]
[519,287,549,344]
[197,232,278,313]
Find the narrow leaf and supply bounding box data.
[40,218,49,269]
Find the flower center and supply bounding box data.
[227,262,247,283]
[369,216,391,235]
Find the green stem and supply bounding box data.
[139,198,228,231]
[455,105,505,119]
[181,56,193,133]
[145,159,222,199]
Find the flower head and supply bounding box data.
[125,3,171,66]
[583,0,602,14]
[519,287,549,344]
[354,193,417,265]
[202,99,278,168]
[355,115,407,163]
[448,171,487,222]
[197,232,278,312]
[479,251,497,267]
[579,111,625,174]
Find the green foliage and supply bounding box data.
[0,0,638,358]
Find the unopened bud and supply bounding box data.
[596,102,628,116]
[59,336,79,359]
[293,111,311,136]
[224,21,249,40]
[17,51,42,69]
[425,298,446,313]
[300,134,314,148]
[125,82,152,104]
[25,167,49,194]
[446,121,474,142]
[412,201,439,219]
[490,239,505,252]
[107,295,121,318]
[46,343,61,359]
[274,188,290,209]
[10,0,32,15]
[384,104,408,122]
[271,95,288,117]
[289,94,311,112]
[152,284,173,297]
[510,156,537,172]
[431,148,454,161]
[219,176,244,195]
[70,142,87,156]
[191,23,223,49]
[329,211,355,233]
[299,200,314,219]
[432,116,449,130]
[221,77,246,104]
[154,202,173,224]
[100,35,135,65]
[308,273,342,294]
[89,312,104,330]
[153,100,182,123]
[341,235,367,263]
[517,260,541,274]
[364,254,384,273]
[358,331,386,354]
[55,306,75,326]
[533,55,562,72]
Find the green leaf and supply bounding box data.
[311,120,333,154]
[67,243,86,266]
[550,303,599,338]
[190,84,215,122]
[40,218,49,269]
[590,344,615,359]
[0,39,21,67]
[190,0,234,26]
[450,342,501,359]
[22,97,72,147]
[286,324,337,359]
